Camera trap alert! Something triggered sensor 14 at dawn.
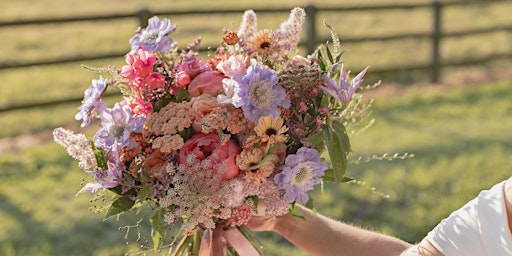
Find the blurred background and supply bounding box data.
[1,0,511,255]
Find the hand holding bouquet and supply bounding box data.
[54,7,371,255]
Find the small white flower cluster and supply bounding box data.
[53,127,97,170]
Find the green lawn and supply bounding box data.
[1,77,511,255]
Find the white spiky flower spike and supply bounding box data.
[237,9,258,40]
[275,7,306,53]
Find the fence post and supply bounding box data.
[431,1,442,83]
[137,8,152,28]
[305,5,317,54]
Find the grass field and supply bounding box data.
[1,0,512,255]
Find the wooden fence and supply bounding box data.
[0,0,511,113]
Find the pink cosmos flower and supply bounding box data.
[188,71,225,97]
[178,133,241,181]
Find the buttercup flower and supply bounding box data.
[274,147,327,203]
[75,77,107,127]
[322,64,369,103]
[232,63,290,123]
[129,16,176,53]
[94,103,146,149]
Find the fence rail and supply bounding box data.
[0,0,511,113]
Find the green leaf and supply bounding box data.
[91,142,107,170]
[175,88,190,102]
[137,186,151,203]
[153,94,172,112]
[150,209,167,252]
[316,48,328,71]
[247,195,259,210]
[323,169,354,183]
[303,131,324,153]
[322,124,347,184]
[332,120,352,154]
[335,52,344,63]
[103,197,135,220]
[322,169,335,183]
[305,198,314,209]
[288,203,305,220]
[325,42,334,64]
[139,171,151,184]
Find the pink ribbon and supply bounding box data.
[198,225,260,256]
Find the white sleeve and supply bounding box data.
[424,180,512,256]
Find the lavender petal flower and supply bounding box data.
[77,146,123,194]
[93,103,146,149]
[75,77,107,127]
[129,16,176,53]
[322,64,369,103]
[274,147,327,203]
[232,63,290,123]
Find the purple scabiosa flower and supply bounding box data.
[93,103,146,149]
[77,145,123,194]
[129,16,176,53]
[322,64,369,103]
[75,77,107,127]
[274,147,327,203]
[232,63,290,123]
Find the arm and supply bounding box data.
[247,205,412,256]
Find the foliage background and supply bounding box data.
[1,0,512,255]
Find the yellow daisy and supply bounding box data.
[254,115,288,144]
[236,147,276,184]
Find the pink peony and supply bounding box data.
[188,71,225,97]
[178,133,241,181]
[190,94,218,132]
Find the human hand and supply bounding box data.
[245,215,278,232]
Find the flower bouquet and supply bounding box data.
[54,7,372,255]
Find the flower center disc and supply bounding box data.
[293,163,312,186]
[248,82,273,108]
[141,30,159,44]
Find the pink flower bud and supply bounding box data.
[176,71,191,86]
